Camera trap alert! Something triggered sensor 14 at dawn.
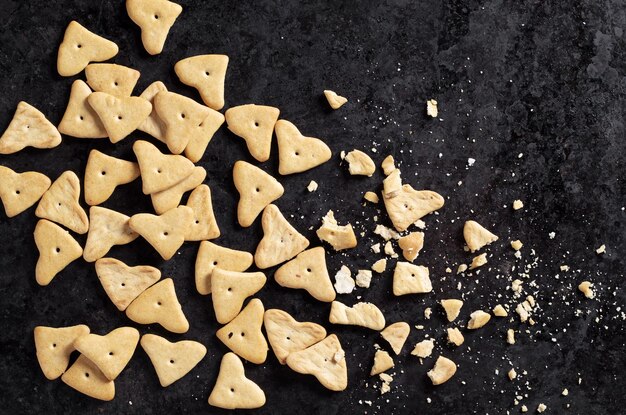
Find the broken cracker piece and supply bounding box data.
[447,328,464,346]
[380,322,410,355]
[463,220,498,252]
[427,356,456,385]
[355,269,373,288]
[392,262,432,296]
[364,191,379,203]
[578,281,594,299]
[329,301,385,330]
[371,258,387,273]
[307,180,318,192]
[324,90,348,110]
[441,299,463,322]
[467,310,491,329]
[345,149,376,177]
[469,253,487,270]
[381,155,395,176]
[493,304,508,317]
[316,210,357,251]
[511,239,523,251]
[398,232,424,262]
[370,350,394,375]
[333,265,355,294]
[411,339,434,358]
[512,199,524,210]
[426,99,438,118]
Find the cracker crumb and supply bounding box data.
[374,224,400,241]
[307,180,318,192]
[333,265,355,294]
[364,191,379,203]
[426,99,438,118]
[447,327,464,346]
[549,232,556,239]
[521,405,528,412]
[317,210,358,251]
[562,388,569,396]
[411,339,435,358]
[371,259,387,273]
[324,90,348,109]
[511,240,523,251]
[537,403,547,413]
[414,219,426,229]
[512,199,524,210]
[595,244,606,254]
[345,149,376,176]
[384,241,398,258]
[507,329,516,345]
[424,307,432,319]
[467,310,491,329]
[355,269,373,288]
[441,299,464,322]
[508,368,517,380]
[457,264,468,274]
[469,253,487,270]
[560,265,570,271]
[381,155,395,176]
[493,304,508,317]
[578,281,594,299]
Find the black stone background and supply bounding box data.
[0,0,625,414]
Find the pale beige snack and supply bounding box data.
[370,350,394,376]
[0,102,62,154]
[411,339,435,358]
[233,161,284,227]
[463,220,498,252]
[374,224,400,241]
[140,334,207,387]
[381,155,395,175]
[512,199,524,210]
[95,257,161,311]
[129,206,193,260]
[323,90,347,110]
[398,231,424,261]
[469,253,488,270]
[441,299,463,322]
[355,269,373,288]
[275,119,332,175]
[427,356,456,385]
[493,304,508,317]
[208,352,266,409]
[83,207,138,262]
[184,184,220,241]
[57,21,118,77]
[382,168,402,197]
[380,372,393,394]
[34,325,90,380]
[58,80,108,138]
[133,140,194,194]
[34,219,83,286]
[578,281,594,299]
[467,310,491,329]
[447,328,464,346]
[150,166,206,214]
[0,166,50,217]
[371,258,387,273]
[211,269,267,324]
[329,301,385,330]
[384,241,398,258]
[225,104,280,162]
[345,149,376,176]
[426,99,438,118]
[508,368,517,380]
[84,150,140,206]
[138,81,168,141]
[380,322,410,355]
[307,180,318,192]
[195,241,253,295]
[74,327,140,381]
[216,298,268,364]
[126,0,182,55]
[254,204,310,269]
[85,63,141,97]
[126,278,189,333]
[507,329,515,345]
[511,239,523,251]
[392,262,432,296]
[174,54,229,110]
[61,354,115,401]
[35,171,89,234]
[333,265,355,294]
[274,247,335,302]
[264,309,327,364]
[285,334,348,391]
[316,210,357,251]
[364,191,379,203]
[87,92,152,143]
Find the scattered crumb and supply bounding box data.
[507,329,515,345]
[457,264,468,274]
[307,180,318,192]
[414,219,426,229]
[324,90,348,109]
[596,244,606,254]
[549,232,556,239]
[371,259,387,273]
[345,149,376,177]
[521,405,528,413]
[467,310,491,329]
[426,99,438,118]
[511,240,523,251]
[562,388,569,396]
[374,224,400,241]
[441,299,464,322]
[333,265,355,294]
[371,243,381,254]
[512,199,524,210]
[381,155,395,176]
[364,191,379,203]
[355,269,373,288]
[578,281,595,299]
[537,403,547,413]
[560,265,570,272]
[493,304,508,317]
[508,368,517,380]
[424,307,432,320]
[384,241,398,258]
[411,339,435,358]
[469,253,487,270]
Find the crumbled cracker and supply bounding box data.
[307,180,318,192]
[333,265,355,294]
[560,265,570,271]
[345,149,376,177]
[371,243,381,254]
[457,264,468,274]
[493,304,508,317]
[516,303,529,322]
[397,232,424,261]
[424,307,432,320]
[426,99,438,118]
[521,405,528,413]
[595,244,606,254]
[374,224,400,241]
[562,388,569,396]
[364,191,379,203]
[447,328,464,346]
[512,199,524,210]
[467,310,491,329]
[355,269,373,288]
[317,210,357,251]
[411,339,435,358]
[508,368,517,380]
[537,403,547,413]
[507,329,515,345]
[414,219,426,229]
[511,240,523,251]
[371,259,387,273]
[384,241,398,258]
[441,299,463,322]
[381,155,395,176]
[578,281,594,299]
[469,253,487,270]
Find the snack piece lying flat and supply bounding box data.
[469,253,487,270]
[285,334,347,391]
[463,220,498,252]
[216,298,268,364]
[447,328,464,346]
[333,265,355,294]
[34,325,90,380]
[398,232,424,262]
[324,90,348,110]
[579,281,595,299]
[0,102,61,154]
[426,99,438,118]
[141,334,207,387]
[274,247,336,302]
[275,119,332,175]
[84,150,140,206]
[83,207,138,262]
[371,258,387,273]
[370,350,394,376]
[233,161,284,227]
[345,149,376,177]
[427,356,456,385]
[211,269,266,324]
[137,81,168,141]
[174,54,229,110]
[329,301,385,330]
[61,354,115,401]
[85,63,140,97]
[195,241,253,295]
[381,155,395,176]
[264,309,327,364]
[74,327,140,381]
[441,299,464,322]
[0,166,50,217]
[467,310,491,329]
[95,257,161,311]
[87,92,152,143]
[150,166,206,215]
[126,0,183,55]
[225,104,280,162]
[411,339,434,358]
[184,184,220,241]
[58,80,108,138]
[35,171,89,234]
[208,352,266,409]
[34,219,83,286]
[133,140,194,194]
[316,210,357,251]
[380,322,410,355]
[126,278,189,333]
[392,262,432,296]
[129,206,193,260]
[57,21,118,77]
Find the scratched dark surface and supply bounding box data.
[0,0,625,414]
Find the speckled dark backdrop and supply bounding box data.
[0,0,624,414]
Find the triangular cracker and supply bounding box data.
[254,204,309,269]
[34,219,83,286]
[126,278,189,333]
[83,207,138,262]
[95,257,161,311]
[323,90,348,110]
[84,150,140,206]
[463,220,498,252]
[225,104,280,162]
[195,241,253,295]
[35,171,89,234]
[61,354,115,401]
[233,161,284,227]
[57,20,118,77]
[208,352,266,410]
[285,334,348,391]
[58,80,108,138]
[126,0,183,55]
[0,102,62,154]
[150,166,206,214]
[184,184,220,241]
[184,108,225,163]
[370,350,394,376]
[174,54,229,110]
[275,120,331,175]
[132,140,194,195]
[34,325,90,380]
[137,81,168,141]
[85,63,141,97]
[397,231,424,261]
[211,269,266,324]
[274,247,336,302]
[87,92,152,143]
[140,334,207,387]
[216,298,268,364]
[392,262,432,296]
[264,309,327,364]
[129,206,193,260]
[0,166,51,218]
[380,322,410,355]
[74,327,140,381]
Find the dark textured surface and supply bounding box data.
[0,0,625,413]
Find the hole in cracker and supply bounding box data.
[113,81,118,86]
[254,121,259,127]
[79,115,84,121]
[55,247,60,253]
[230,388,235,393]
[52,343,56,348]
[227,287,232,292]
[195,220,199,224]
[411,273,415,277]
[154,14,159,19]
[58,202,62,207]
[117,115,123,120]
[157,301,162,306]
[84,372,89,378]
[280,238,284,243]
[121,283,125,287]
[180,113,186,119]
[228,332,233,339]
[109,352,114,356]
[169,359,175,364]
[26,125,30,129]
[306,268,311,272]
[163,231,169,236]
[212,261,218,266]
[101,171,106,176]
[286,336,290,341]
[205,71,210,76]
[156,168,162,174]
[76,44,82,49]
[240,332,245,337]
[294,151,299,156]
[255,187,260,192]
[15,190,20,195]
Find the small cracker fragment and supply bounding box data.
[380,322,410,355]
[508,368,517,380]
[511,239,523,251]
[133,140,195,195]
[34,219,83,286]
[74,327,140,381]
[216,298,268,364]
[512,199,524,210]
[225,104,280,162]
[507,329,515,345]
[0,101,62,154]
[371,258,387,273]
[467,310,491,329]
[211,269,266,324]
[285,334,348,391]
[578,281,594,299]
[184,184,220,241]
[85,63,140,97]
[398,232,424,262]
[457,264,468,274]
[233,161,284,227]
[61,354,115,401]
[137,81,168,141]
[264,309,327,364]
[87,92,152,143]
[316,210,357,251]
[426,99,438,118]
[95,257,161,311]
[469,253,488,270]
[427,356,456,385]
[208,352,266,409]
[345,149,376,177]
[126,0,183,55]
[441,299,463,322]
[275,119,332,175]
[333,265,355,294]
[463,220,498,252]
[174,54,229,110]
[596,244,606,255]
[392,262,432,296]
[274,247,336,302]
[307,180,318,192]
[34,325,90,380]
[126,278,189,333]
[35,171,89,234]
[141,334,207,387]
[129,206,193,260]
[329,301,385,331]
[374,224,400,241]
[194,241,253,295]
[0,166,50,217]
[370,350,394,376]
[324,90,347,110]
[83,207,138,262]
[364,191,379,203]
[493,304,508,317]
[84,150,140,206]
[57,21,118,77]
[254,204,309,269]
[150,166,206,215]
[381,155,395,176]
[355,269,373,288]
[411,339,434,358]
[447,328,464,346]
[58,80,108,138]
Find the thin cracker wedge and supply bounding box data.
[129,206,193,260]
[57,21,118,77]
[126,0,183,55]
[0,101,61,154]
[316,210,357,251]
[285,334,348,391]
[140,334,207,387]
[329,301,386,331]
[74,327,140,381]
[84,150,140,206]
[211,269,267,324]
[441,299,463,322]
[397,231,424,262]
[35,171,89,234]
[85,63,141,97]
[233,161,284,227]
[34,219,83,286]
[61,354,115,401]
[345,149,376,177]
[264,309,327,364]
[87,92,152,143]
[216,298,268,364]
[83,207,138,262]
[370,350,394,376]
[34,325,90,380]
[58,80,108,138]
[126,278,189,333]
[323,90,347,110]
[195,241,253,295]
[184,109,225,163]
[133,140,194,195]
[254,204,309,269]
[392,262,432,296]
[184,184,220,241]
[225,104,280,162]
[274,247,336,302]
[0,166,51,218]
[208,352,266,409]
[174,54,229,110]
[137,81,168,141]
[150,166,206,214]
[95,257,161,311]
[463,220,498,252]
[380,322,410,355]
[274,119,331,175]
